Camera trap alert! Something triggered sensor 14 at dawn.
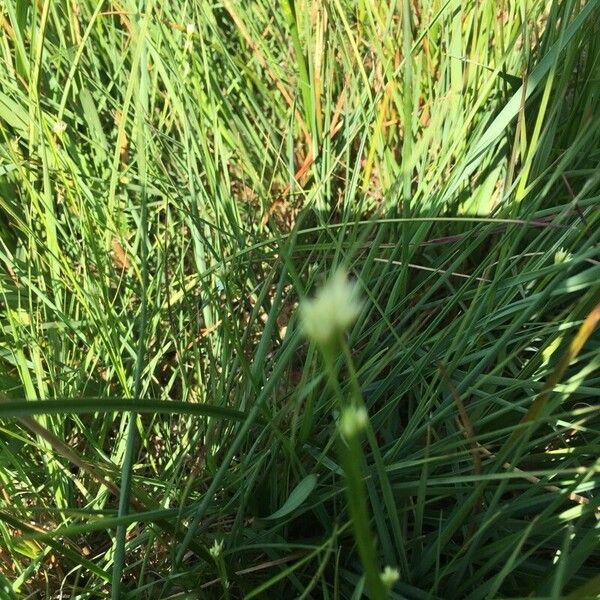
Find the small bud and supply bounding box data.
[554,248,572,264]
[339,406,368,438]
[209,539,224,558]
[381,565,400,589]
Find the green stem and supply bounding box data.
[338,421,387,600]
[319,336,387,599]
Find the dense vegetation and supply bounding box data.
[0,0,599,597]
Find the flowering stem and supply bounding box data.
[319,338,387,599]
[341,338,409,579]
[338,412,387,600]
[301,270,387,596]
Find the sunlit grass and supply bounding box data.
[0,0,599,597]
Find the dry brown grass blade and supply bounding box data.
[221,0,310,143]
[439,367,597,515]
[0,393,216,560]
[472,439,598,517]
[0,392,140,509]
[374,257,491,283]
[505,303,600,450]
[441,368,482,476]
[199,551,307,590]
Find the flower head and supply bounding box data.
[381,565,400,589]
[186,22,195,35]
[554,247,573,264]
[53,120,67,136]
[209,539,224,558]
[339,406,369,438]
[300,269,362,347]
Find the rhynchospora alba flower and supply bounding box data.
[339,406,368,438]
[53,120,67,135]
[184,23,195,54]
[209,539,224,558]
[381,566,400,589]
[554,247,573,264]
[300,269,362,347]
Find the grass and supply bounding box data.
[0,0,599,597]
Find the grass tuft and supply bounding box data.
[0,0,599,597]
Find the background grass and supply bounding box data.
[0,0,599,597]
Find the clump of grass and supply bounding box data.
[0,0,599,598]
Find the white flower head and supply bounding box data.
[8,308,31,327]
[554,247,573,265]
[339,406,368,438]
[381,565,400,589]
[209,539,224,558]
[186,22,195,35]
[53,120,67,135]
[300,269,362,346]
